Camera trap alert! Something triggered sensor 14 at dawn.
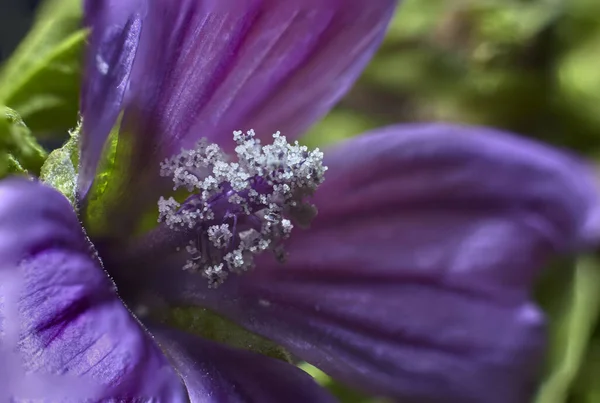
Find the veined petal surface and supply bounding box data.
[0,179,187,401]
[149,124,600,402]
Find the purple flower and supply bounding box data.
[2,0,600,402]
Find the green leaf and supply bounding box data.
[0,106,47,177]
[0,153,24,178]
[39,121,80,205]
[534,255,600,403]
[0,0,84,138]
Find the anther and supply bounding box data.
[157,130,327,287]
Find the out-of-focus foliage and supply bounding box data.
[305,0,600,155]
[0,0,83,140]
[535,256,600,403]
[0,106,46,176]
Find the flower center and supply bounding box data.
[157,130,327,287]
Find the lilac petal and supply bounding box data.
[124,0,398,150]
[149,124,600,402]
[151,326,337,403]
[78,0,143,200]
[0,179,187,401]
[81,0,398,234]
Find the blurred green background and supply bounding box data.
[306,0,600,156]
[2,0,600,402]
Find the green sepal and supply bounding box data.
[3,154,26,175]
[0,153,25,178]
[39,122,80,205]
[0,107,47,178]
[81,120,163,238]
[0,0,84,138]
[534,255,600,403]
[82,124,120,235]
[571,340,600,402]
[166,306,291,363]
[299,363,389,403]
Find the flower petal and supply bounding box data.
[78,0,142,199]
[124,0,398,150]
[148,124,600,402]
[151,326,336,403]
[82,0,398,234]
[0,179,187,401]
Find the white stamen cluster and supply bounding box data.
[157,130,327,287]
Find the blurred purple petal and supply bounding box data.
[152,326,336,403]
[79,0,142,200]
[148,124,600,402]
[82,0,398,234]
[0,179,187,401]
